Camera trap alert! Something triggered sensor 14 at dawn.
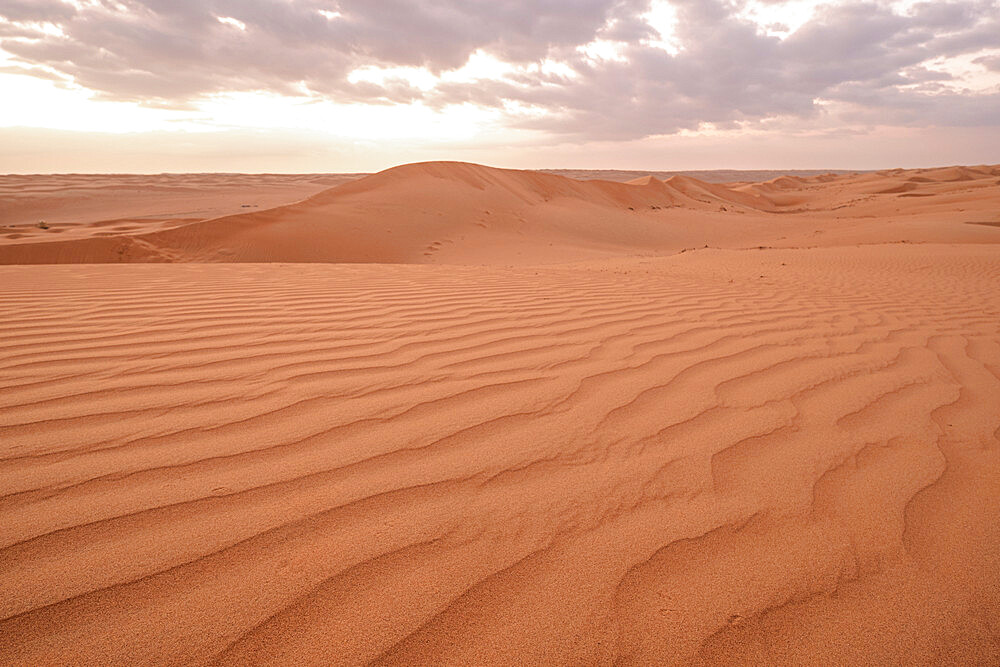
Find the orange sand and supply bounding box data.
[1,163,999,665]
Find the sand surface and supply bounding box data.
[1,162,997,264]
[1,163,999,665]
[0,173,359,242]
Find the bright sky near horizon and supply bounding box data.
[1,0,998,173]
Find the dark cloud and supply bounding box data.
[1,0,641,102]
[502,0,1000,138]
[0,0,76,23]
[1,0,998,138]
[975,53,1000,71]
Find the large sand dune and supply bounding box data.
[1,162,998,265]
[1,163,999,665]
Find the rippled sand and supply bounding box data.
[1,163,999,665]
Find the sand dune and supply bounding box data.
[0,173,354,229]
[547,168,864,184]
[2,162,997,265]
[1,164,999,665]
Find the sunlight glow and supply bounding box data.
[0,50,190,133]
[198,91,507,142]
[643,1,683,55]
[919,49,1000,93]
[348,65,438,91]
[0,45,517,142]
[0,16,67,37]
[738,0,825,38]
[576,39,629,64]
[445,51,515,83]
[216,16,247,31]
[346,49,576,95]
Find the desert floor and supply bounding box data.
[1,163,999,665]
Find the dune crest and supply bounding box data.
[2,161,997,265]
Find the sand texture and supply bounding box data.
[3,162,999,265]
[1,163,999,665]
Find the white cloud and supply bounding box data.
[215,16,247,32]
[0,0,998,147]
[576,39,629,63]
[737,0,827,38]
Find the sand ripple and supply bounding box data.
[1,244,998,664]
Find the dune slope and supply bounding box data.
[1,243,999,665]
[2,162,997,265]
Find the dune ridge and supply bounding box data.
[1,161,998,265]
[1,164,999,665]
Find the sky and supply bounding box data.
[1,0,998,173]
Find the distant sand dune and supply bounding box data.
[0,164,999,665]
[1,162,997,265]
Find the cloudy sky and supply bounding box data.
[1,0,998,172]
